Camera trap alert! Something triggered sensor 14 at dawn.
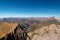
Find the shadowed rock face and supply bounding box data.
[14,24,28,40]
[0,22,28,40]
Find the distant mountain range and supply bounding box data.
[0,17,60,31]
[0,17,60,23]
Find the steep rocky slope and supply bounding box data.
[0,22,18,39]
[0,22,28,40]
[28,24,60,40]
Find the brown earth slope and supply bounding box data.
[0,22,18,39]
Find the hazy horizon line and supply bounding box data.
[0,16,60,19]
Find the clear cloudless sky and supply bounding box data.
[0,0,60,18]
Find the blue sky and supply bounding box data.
[0,0,60,18]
